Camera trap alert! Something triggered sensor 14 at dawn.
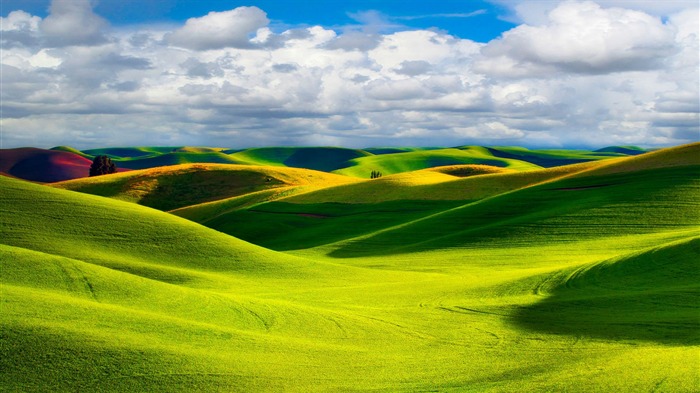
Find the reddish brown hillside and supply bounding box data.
[0,147,114,183]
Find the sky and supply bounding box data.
[1,0,698,149]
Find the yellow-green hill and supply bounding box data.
[333,147,541,178]
[53,164,358,211]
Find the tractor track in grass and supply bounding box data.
[80,272,98,301]
[437,305,510,319]
[318,314,350,339]
[56,260,99,301]
[83,372,273,387]
[472,326,503,348]
[240,305,273,332]
[650,376,668,393]
[355,314,433,341]
[424,306,504,348]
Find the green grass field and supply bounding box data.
[1,143,699,392]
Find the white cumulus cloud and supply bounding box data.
[40,0,108,47]
[167,7,269,50]
[478,1,677,75]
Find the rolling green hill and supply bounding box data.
[595,145,648,155]
[191,147,697,255]
[2,143,699,392]
[0,175,305,275]
[82,146,184,158]
[53,164,357,211]
[333,147,542,178]
[326,144,699,257]
[50,145,93,158]
[483,146,639,167]
[228,147,372,172]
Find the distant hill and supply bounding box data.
[200,143,698,252]
[332,147,541,178]
[483,146,641,167]
[50,146,92,158]
[2,144,652,183]
[53,163,357,211]
[82,146,183,158]
[0,147,95,183]
[594,145,648,155]
[229,147,372,172]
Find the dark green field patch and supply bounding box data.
[204,200,466,250]
[512,238,700,344]
[485,146,636,167]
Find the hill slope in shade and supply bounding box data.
[595,145,648,155]
[111,151,249,170]
[513,237,700,344]
[82,146,185,158]
[228,146,372,172]
[53,163,358,211]
[483,146,639,167]
[0,147,96,183]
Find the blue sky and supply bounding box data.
[1,1,698,149]
[2,0,517,42]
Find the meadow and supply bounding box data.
[1,143,698,392]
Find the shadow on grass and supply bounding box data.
[511,289,700,345]
[511,238,700,345]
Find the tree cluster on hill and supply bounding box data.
[371,170,383,179]
[89,155,117,177]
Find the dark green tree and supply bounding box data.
[89,155,117,177]
[371,170,383,179]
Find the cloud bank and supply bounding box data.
[1,0,698,149]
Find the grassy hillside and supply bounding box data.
[228,147,372,172]
[327,145,699,257]
[484,146,638,167]
[333,147,542,178]
[283,161,601,205]
[193,144,697,256]
[0,176,306,275]
[513,237,700,343]
[595,145,647,155]
[2,143,699,392]
[82,146,183,158]
[53,164,357,211]
[111,152,248,170]
[363,147,439,155]
[50,145,92,158]
[424,164,515,177]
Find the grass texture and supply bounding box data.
[1,143,698,392]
